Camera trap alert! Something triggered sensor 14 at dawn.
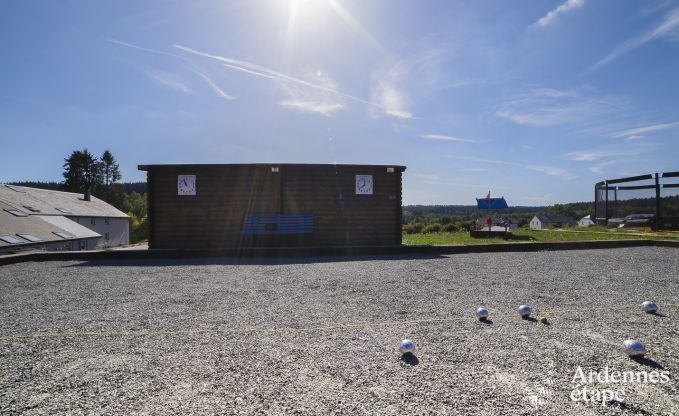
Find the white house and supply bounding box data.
[0,184,129,252]
[530,215,578,230]
[578,215,595,227]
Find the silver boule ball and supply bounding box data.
[642,301,658,313]
[518,305,532,317]
[476,308,489,320]
[400,339,416,354]
[623,339,646,357]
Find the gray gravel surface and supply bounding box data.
[1,247,678,415]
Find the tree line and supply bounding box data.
[402,203,594,234]
[12,149,149,243]
[62,149,149,243]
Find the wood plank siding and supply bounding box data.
[139,164,406,249]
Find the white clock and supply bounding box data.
[177,175,196,195]
[355,175,373,195]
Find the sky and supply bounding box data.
[1,0,678,205]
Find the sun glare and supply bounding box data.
[284,0,330,29]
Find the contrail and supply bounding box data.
[106,37,235,101]
[172,44,375,107]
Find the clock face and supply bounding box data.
[355,175,374,195]
[177,175,196,195]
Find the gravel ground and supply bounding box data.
[1,247,678,415]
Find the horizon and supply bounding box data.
[2,180,600,208]
[2,0,678,205]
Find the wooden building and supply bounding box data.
[139,164,406,249]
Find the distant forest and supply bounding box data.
[401,202,593,232]
[8,180,596,225]
[9,181,147,195]
[13,181,677,232]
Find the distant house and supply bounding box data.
[0,184,129,253]
[475,217,519,230]
[504,217,519,230]
[578,215,595,227]
[530,215,578,230]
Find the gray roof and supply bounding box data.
[534,215,578,224]
[0,184,128,218]
[36,215,101,239]
[0,201,101,249]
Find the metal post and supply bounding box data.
[594,184,598,221]
[655,173,661,230]
[614,186,618,219]
[605,180,609,224]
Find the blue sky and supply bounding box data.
[1,0,678,205]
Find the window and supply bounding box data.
[4,209,28,217]
[5,184,25,192]
[90,218,96,225]
[105,232,110,240]
[55,208,72,214]
[0,235,24,244]
[17,234,42,242]
[53,231,74,239]
[105,218,110,225]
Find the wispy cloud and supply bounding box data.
[461,167,486,172]
[412,173,441,181]
[612,121,679,139]
[144,69,193,94]
[526,165,577,179]
[371,61,414,120]
[449,156,576,180]
[496,87,624,127]
[590,7,679,71]
[279,101,343,116]
[420,134,477,143]
[450,156,514,166]
[172,44,385,116]
[278,70,346,116]
[192,70,235,100]
[221,64,277,80]
[106,37,180,58]
[107,38,236,100]
[533,0,585,28]
[588,160,618,173]
[563,146,644,161]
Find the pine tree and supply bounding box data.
[62,149,102,194]
[100,150,122,199]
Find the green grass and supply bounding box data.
[402,227,679,246]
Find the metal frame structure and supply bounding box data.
[594,171,679,230]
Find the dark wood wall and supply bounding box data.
[142,164,405,249]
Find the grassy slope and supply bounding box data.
[403,227,679,245]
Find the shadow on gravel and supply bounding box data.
[608,399,653,415]
[401,353,419,366]
[63,254,449,267]
[521,316,538,323]
[479,319,493,325]
[649,311,668,318]
[631,356,664,369]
